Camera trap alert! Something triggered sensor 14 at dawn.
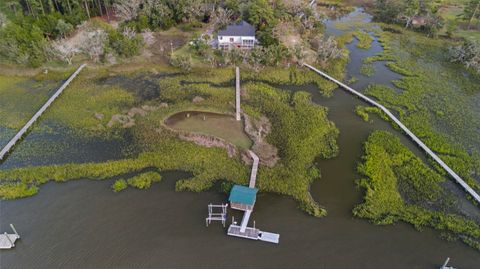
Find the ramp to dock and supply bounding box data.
[239,210,252,233]
[248,150,259,188]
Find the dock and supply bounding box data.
[0,224,20,249]
[226,150,280,244]
[304,63,480,205]
[205,68,280,244]
[0,64,87,161]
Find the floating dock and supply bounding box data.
[0,224,20,249]
[227,224,280,244]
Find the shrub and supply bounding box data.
[112,179,128,192]
[170,55,192,72]
[127,171,162,189]
[107,28,144,58]
[0,21,46,66]
[449,40,480,73]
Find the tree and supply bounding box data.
[82,29,107,62]
[293,44,306,65]
[56,19,73,38]
[212,7,234,30]
[0,12,7,28]
[464,0,480,29]
[113,0,143,22]
[449,39,480,73]
[170,55,192,72]
[312,36,342,65]
[245,0,277,30]
[143,0,173,29]
[373,0,406,24]
[52,40,78,64]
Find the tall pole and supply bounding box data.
[235,66,241,121]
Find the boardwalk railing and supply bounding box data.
[0,64,87,161]
[304,63,480,205]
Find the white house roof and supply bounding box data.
[218,21,255,37]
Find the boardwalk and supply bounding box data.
[248,150,259,188]
[304,63,480,205]
[236,66,241,121]
[0,64,87,161]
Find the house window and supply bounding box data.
[243,40,254,45]
[219,36,223,40]
[230,38,234,42]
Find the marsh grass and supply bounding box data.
[355,131,480,251]
[362,25,480,192]
[0,67,340,217]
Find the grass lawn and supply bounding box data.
[165,111,253,149]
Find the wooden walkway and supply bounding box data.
[304,63,480,205]
[0,64,87,161]
[236,66,241,121]
[248,150,259,188]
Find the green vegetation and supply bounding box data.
[363,26,480,194]
[0,75,59,129]
[127,171,162,189]
[0,66,339,217]
[166,112,253,149]
[360,63,375,76]
[355,131,480,250]
[353,30,374,49]
[112,179,128,192]
[355,106,386,122]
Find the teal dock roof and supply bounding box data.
[228,185,258,206]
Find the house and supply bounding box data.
[217,21,256,50]
[228,185,258,211]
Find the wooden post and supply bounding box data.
[235,66,241,121]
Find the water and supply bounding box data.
[1,8,480,269]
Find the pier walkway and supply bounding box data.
[304,63,480,205]
[227,150,280,243]
[0,64,87,162]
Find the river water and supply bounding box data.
[1,8,480,269]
